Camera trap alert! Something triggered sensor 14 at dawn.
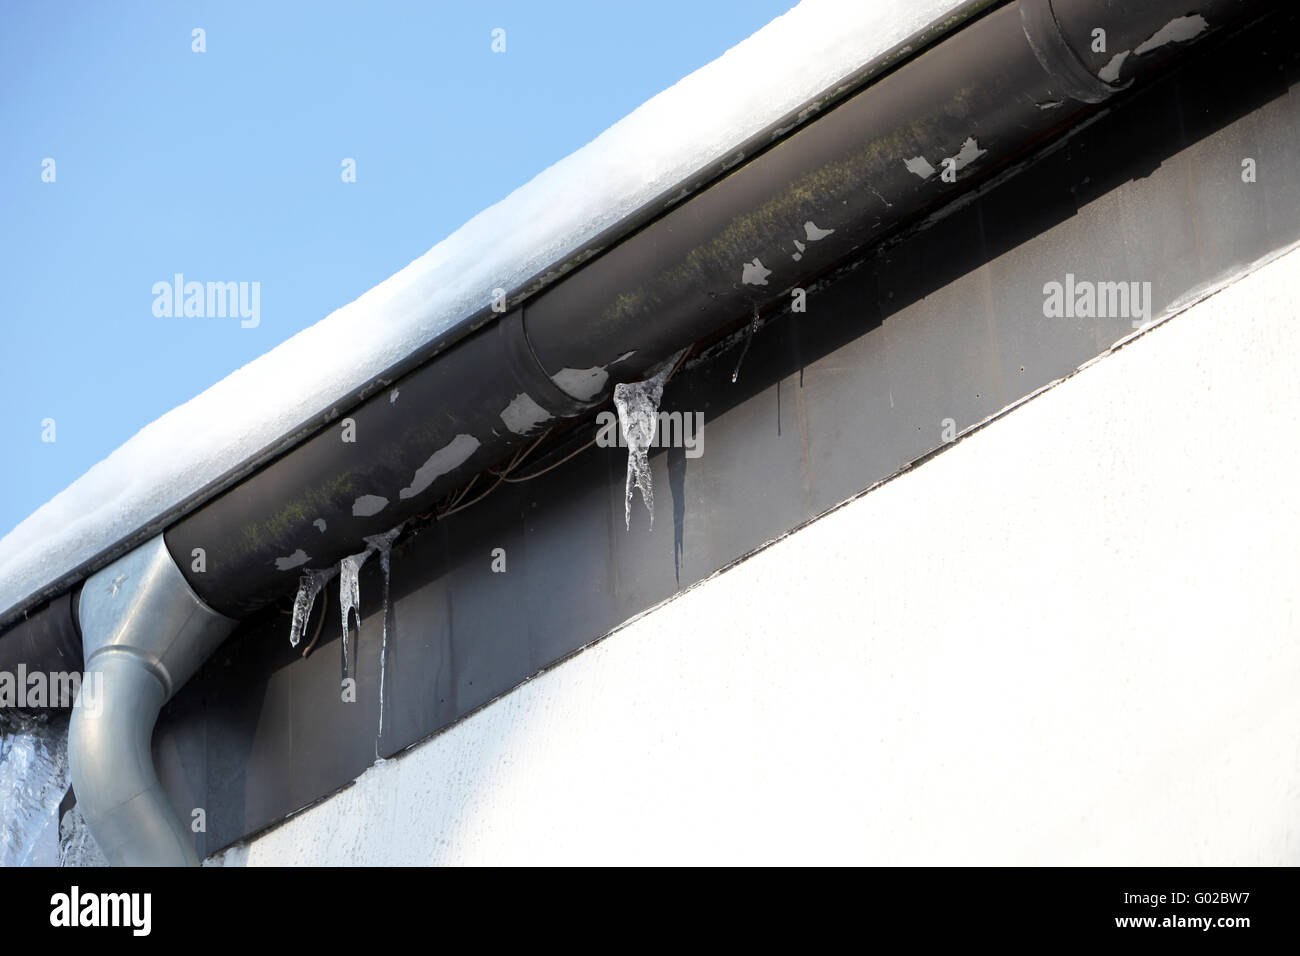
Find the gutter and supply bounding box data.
[167,0,1269,618]
[0,0,1272,864]
[0,0,1006,631]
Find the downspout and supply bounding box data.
[67,536,236,866]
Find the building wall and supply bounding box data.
[213,246,1300,866]
[157,10,1300,854]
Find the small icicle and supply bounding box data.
[288,567,338,648]
[732,309,761,383]
[339,548,374,683]
[614,350,685,530]
[363,526,403,756]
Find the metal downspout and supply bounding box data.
[68,536,236,866]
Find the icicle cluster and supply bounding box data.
[285,523,404,739]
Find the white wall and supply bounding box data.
[214,248,1300,866]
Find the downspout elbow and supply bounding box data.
[69,536,236,866]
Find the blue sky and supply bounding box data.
[0,0,795,539]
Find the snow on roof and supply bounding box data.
[0,0,971,619]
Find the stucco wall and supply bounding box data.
[214,247,1300,866]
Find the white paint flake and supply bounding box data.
[742,257,772,286]
[500,393,553,436]
[906,137,985,182]
[904,156,937,179]
[950,136,986,171]
[1098,50,1131,84]
[275,549,311,572]
[1134,15,1208,57]
[352,494,389,518]
[551,366,610,401]
[399,433,480,500]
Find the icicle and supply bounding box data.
[288,566,338,648]
[339,548,374,683]
[363,526,402,756]
[0,714,70,867]
[362,526,402,556]
[59,804,108,867]
[731,309,761,383]
[614,350,685,530]
[336,525,403,690]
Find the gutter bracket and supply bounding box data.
[1019,0,1130,104]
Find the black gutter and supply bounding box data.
[0,591,82,715]
[1,0,1274,647]
[0,0,1002,629]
